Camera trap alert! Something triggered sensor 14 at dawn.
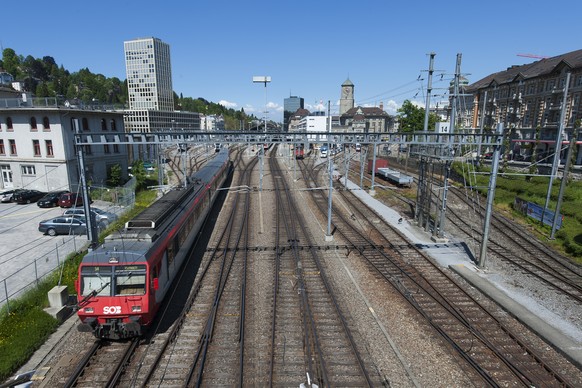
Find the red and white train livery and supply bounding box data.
[76,149,231,339]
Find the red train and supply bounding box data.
[295,145,304,159]
[76,149,232,339]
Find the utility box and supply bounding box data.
[45,286,72,322]
[48,286,69,308]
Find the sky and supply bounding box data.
[2,1,581,123]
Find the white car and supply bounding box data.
[1,189,23,203]
[62,207,118,224]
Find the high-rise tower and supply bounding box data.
[124,37,174,111]
[284,95,304,131]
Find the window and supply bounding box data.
[82,118,89,131]
[42,116,50,130]
[6,117,13,130]
[9,139,16,155]
[21,165,36,175]
[80,266,112,297]
[104,144,110,154]
[46,140,54,157]
[101,119,107,131]
[33,140,41,156]
[30,117,37,130]
[110,119,117,131]
[0,140,4,155]
[84,145,92,155]
[113,144,119,153]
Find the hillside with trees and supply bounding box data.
[1,48,253,129]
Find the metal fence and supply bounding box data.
[0,178,136,314]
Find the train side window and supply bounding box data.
[167,239,176,265]
[150,265,159,291]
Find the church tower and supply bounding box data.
[339,78,354,115]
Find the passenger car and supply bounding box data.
[1,189,23,203]
[37,190,71,208]
[58,192,91,208]
[63,208,118,224]
[38,217,87,236]
[13,190,47,204]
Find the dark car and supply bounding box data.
[13,190,47,204]
[58,192,91,208]
[37,190,71,208]
[38,216,87,236]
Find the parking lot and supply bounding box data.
[0,200,115,308]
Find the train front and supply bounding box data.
[76,246,153,340]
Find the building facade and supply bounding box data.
[340,106,392,133]
[466,49,582,163]
[0,98,129,192]
[283,96,304,131]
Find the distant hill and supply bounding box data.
[1,48,253,129]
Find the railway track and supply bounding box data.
[300,156,579,386]
[349,156,582,306]
[63,338,138,388]
[120,147,254,387]
[269,146,385,387]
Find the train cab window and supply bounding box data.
[80,266,112,297]
[114,265,146,295]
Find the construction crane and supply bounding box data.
[517,53,549,59]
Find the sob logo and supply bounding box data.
[103,306,122,314]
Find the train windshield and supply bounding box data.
[114,265,147,296]
[80,265,147,297]
[80,266,112,297]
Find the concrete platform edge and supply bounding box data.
[449,264,582,370]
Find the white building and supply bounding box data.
[0,98,129,192]
[296,115,329,141]
[200,114,225,131]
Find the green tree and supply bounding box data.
[397,100,439,132]
[2,48,21,78]
[107,164,122,187]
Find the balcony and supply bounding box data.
[0,97,125,111]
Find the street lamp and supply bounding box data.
[253,76,271,192]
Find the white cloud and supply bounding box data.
[384,100,399,115]
[218,100,238,109]
[306,102,325,112]
[266,101,280,110]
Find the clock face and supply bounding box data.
[343,87,351,97]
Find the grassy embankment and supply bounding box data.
[451,162,582,261]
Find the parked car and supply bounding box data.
[38,216,87,236]
[13,190,47,204]
[0,189,24,203]
[63,207,118,224]
[58,192,91,208]
[37,190,71,208]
